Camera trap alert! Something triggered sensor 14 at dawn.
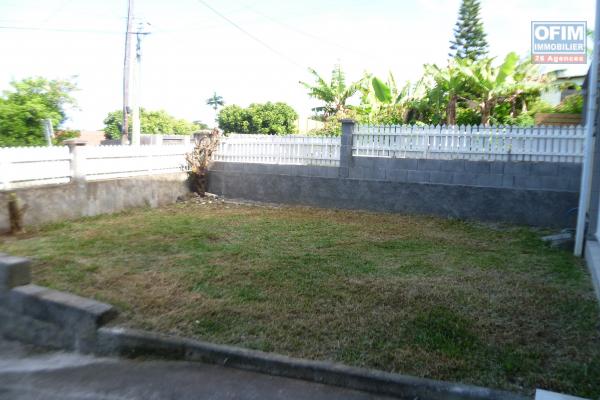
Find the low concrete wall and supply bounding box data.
[207,162,579,228]
[0,255,117,353]
[0,173,190,233]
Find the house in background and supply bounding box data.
[77,130,106,146]
[535,66,587,126]
[541,66,587,106]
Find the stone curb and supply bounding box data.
[96,326,528,400]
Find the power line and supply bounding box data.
[236,2,362,57]
[38,0,75,26]
[232,1,393,64]
[194,0,305,70]
[0,25,121,34]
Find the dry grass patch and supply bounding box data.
[1,202,599,397]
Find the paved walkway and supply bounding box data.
[0,340,395,400]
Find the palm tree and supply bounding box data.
[299,65,365,119]
[206,92,224,122]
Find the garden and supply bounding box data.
[0,201,598,397]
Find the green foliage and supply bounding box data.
[218,102,298,135]
[456,107,481,125]
[307,118,341,136]
[300,65,365,118]
[53,129,80,145]
[303,54,554,127]
[371,77,392,103]
[449,0,489,60]
[528,98,554,114]
[103,108,200,139]
[193,121,210,130]
[555,94,584,114]
[206,92,224,111]
[359,72,416,125]
[0,77,77,147]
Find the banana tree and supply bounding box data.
[460,52,519,125]
[506,59,552,117]
[424,60,469,125]
[362,71,413,123]
[299,65,366,119]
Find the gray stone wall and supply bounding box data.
[0,173,190,233]
[207,161,579,228]
[349,157,581,192]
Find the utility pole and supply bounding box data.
[121,0,134,145]
[131,22,151,146]
[43,119,54,146]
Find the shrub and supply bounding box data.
[218,102,298,135]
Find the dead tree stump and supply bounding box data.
[186,128,221,195]
[8,193,27,235]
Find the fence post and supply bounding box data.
[64,139,87,183]
[0,150,10,191]
[339,119,355,178]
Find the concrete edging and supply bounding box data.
[96,326,527,400]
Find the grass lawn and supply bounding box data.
[1,202,599,397]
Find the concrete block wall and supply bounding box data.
[207,167,578,227]
[208,120,581,228]
[350,157,581,192]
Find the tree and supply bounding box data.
[206,92,224,123]
[504,59,551,118]
[218,102,298,135]
[359,72,414,124]
[300,65,365,119]
[449,0,489,60]
[0,77,77,147]
[460,52,519,125]
[103,108,199,139]
[424,60,469,125]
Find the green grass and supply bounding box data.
[1,202,599,397]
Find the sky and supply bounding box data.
[0,0,595,130]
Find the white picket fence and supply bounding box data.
[353,125,586,163]
[0,144,192,190]
[213,134,341,166]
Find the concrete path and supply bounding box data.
[0,340,395,400]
